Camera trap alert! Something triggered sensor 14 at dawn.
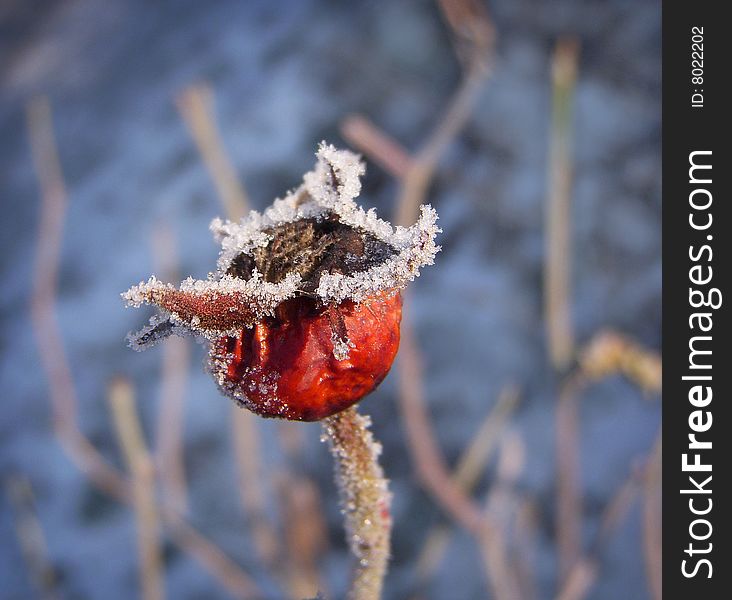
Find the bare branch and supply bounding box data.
[544,37,580,370]
[175,83,249,221]
[340,114,413,179]
[555,373,584,580]
[4,476,61,600]
[27,96,131,502]
[109,378,165,600]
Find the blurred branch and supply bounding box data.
[4,476,60,600]
[109,377,165,600]
[544,37,579,371]
[395,57,492,226]
[555,372,584,581]
[340,0,496,227]
[436,0,495,70]
[275,422,329,599]
[514,498,540,600]
[232,409,279,567]
[161,510,263,599]
[556,457,646,600]
[275,473,329,599]
[479,431,526,600]
[27,97,262,600]
[397,321,520,600]
[322,407,392,600]
[340,114,413,179]
[27,96,131,502]
[556,335,659,583]
[175,83,249,221]
[176,82,282,573]
[152,223,190,514]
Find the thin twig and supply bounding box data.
[397,321,519,600]
[176,83,282,570]
[275,473,329,599]
[4,476,61,600]
[479,431,526,600]
[514,498,540,600]
[394,0,495,227]
[27,97,262,600]
[322,407,392,600]
[555,461,644,600]
[109,377,165,600]
[544,37,579,370]
[395,61,491,227]
[414,384,520,582]
[152,223,191,514]
[27,96,131,502]
[340,114,413,179]
[232,408,279,566]
[397,321,486,533]
[162,510,263,599]
[175,83,249,221]
[275,421,329,599]
[555,372,585,581]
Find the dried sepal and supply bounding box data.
[122,143,439,421]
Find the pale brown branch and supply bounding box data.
[478,431,526,600]
[322,407,392,600]
[544,37,580,370]
[175,83,249,221]
[394,0,495,227]
[415,384,520,582]
[514,498,540,600]
[4,476,60,600]
[555,453,648,600]
[436,0,495,69]
[555,372,585,581]
[232,409,279,567]
[397,321,486,533]
[176,83,279,568]
[340,114,413,179]
[152,223,190,514]
[27,96,131,503]
[275,473,329,599]
[162,510,264,600]
[397,320,521,600]
[395,61,491,227]
[109,378,165,600]
[27,97,262,600]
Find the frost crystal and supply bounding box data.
[123,142,440,357]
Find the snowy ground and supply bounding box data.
[1,1,660,599]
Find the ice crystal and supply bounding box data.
[123,142,440,357]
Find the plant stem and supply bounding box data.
[322,407,392,600]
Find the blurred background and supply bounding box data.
[0,1,661,599]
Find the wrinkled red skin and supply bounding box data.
[212,292,402,421]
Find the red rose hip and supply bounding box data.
[212,292,402,420]
[123,143,439,420]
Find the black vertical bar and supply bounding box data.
[663,2,728,598]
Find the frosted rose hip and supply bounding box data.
[212,292,402,421]
[123,143,439,420]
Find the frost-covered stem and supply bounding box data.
[322,407,392,600]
